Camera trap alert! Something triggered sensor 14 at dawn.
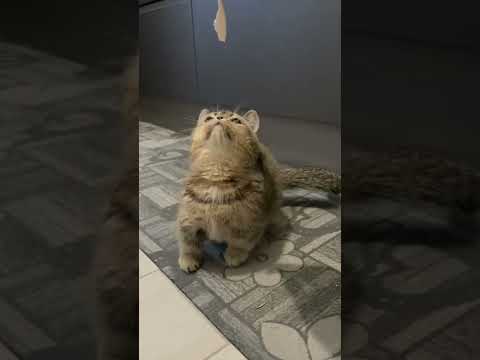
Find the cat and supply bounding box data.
[92,54,139,360]
[176,109,340,273]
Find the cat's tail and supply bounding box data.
[278,167,341,194]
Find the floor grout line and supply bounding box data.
[139,267,232,360]
[203,343,231,360]
[139,268,159,279]
[139,262,230,340]
[139,249,160,279]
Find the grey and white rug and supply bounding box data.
[139,122,342,360]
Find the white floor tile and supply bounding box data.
[139,250,158,278]
[140,271,227,360]
[207,345,247,360]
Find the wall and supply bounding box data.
[140,0,341,125]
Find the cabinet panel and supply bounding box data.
[140,0,197,100]
[192,0,340,124]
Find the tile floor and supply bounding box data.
[140,250,247,360]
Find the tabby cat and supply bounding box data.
[176,109,340,273]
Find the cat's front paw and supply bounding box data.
[178,254,202,273]
[224,248,249,268]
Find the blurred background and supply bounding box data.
[0,1,137,359]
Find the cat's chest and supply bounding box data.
[200,202,261,242]
[206,219,226,243]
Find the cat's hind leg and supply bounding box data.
[224,230,263,268]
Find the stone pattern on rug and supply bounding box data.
[139,122,342,360]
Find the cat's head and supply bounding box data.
[190,109,261,164]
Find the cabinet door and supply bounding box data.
[140,0,198,100]
[192,0,340,125]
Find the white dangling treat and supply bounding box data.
[213,0,227,42]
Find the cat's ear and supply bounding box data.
[197,108,210,125]
[244,110,260,132]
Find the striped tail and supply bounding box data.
[279,167,341,194]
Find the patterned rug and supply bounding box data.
[139,122,342,360]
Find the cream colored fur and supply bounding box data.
[176,109,285,272]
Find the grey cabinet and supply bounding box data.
[140,0,340,125]
[192,0,340,125]
[140,0,198,100]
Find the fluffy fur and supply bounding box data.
[279,166,341,194]
[176,109,340,273]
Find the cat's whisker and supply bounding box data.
[186,116,197,125]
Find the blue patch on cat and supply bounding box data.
[204,242,227,263]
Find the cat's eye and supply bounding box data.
[204,116,213,122]
[231,118,242,124]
